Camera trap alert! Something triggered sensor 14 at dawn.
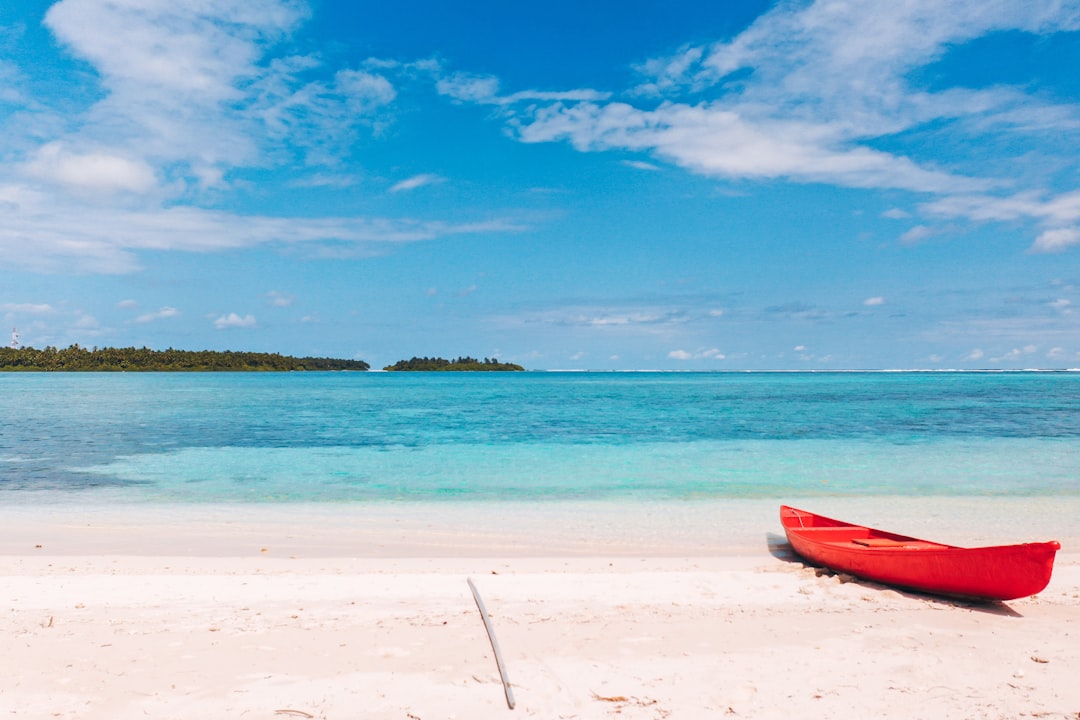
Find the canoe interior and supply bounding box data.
[781,505,950,547]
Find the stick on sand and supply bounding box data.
[467,577,516,710]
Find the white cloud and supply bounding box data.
[33,0,396,195]
[964,348,985,361]
[517,101,983,193]
[23,142,157,194]
[214,312,257,329]
[436,73,502,103]
[73,313,100,330]
[266,290,295,307]
[1049,298,1072,310]
[335,69,396,113]
[389,174,444,193]
[0,303,56,315]
[116,299,139,309]
[863,296,885,306]
[133,306,180,324]
[668,348,725,360]
[923,190,1080,224]
[922,190,1080,252]
[435,71,609,106]
[0,0,448,275]
[882,208,910,219]
[0,184,522,273]
[993,345,1039,362]
[498,0,1080,194]
[899,225,934,245]
[1031,227,1080,253]
[622,160,660,171]
[426,0,1080,225]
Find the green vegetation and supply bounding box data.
[383,356,525,371]
[0,345,370,371]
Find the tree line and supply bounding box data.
[383,356,525,371]
[0,345,370,371]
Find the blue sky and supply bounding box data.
[2,0,1080,370]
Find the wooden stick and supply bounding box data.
[467,577,516,710]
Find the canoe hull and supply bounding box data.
[780,505,1060,602]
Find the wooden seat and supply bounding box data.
[851,538,911,547]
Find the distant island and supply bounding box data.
[383,356,525,371]
[0,345,370,372]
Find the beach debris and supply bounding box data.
[592,693,629,702]
[274,711,314,719]
[1030,655,1049,664]
[591,693,666,715]
[467,577,515,710]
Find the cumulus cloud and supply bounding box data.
[993,345,1039,362]
[214,312,257,329]
[863,296,885,306]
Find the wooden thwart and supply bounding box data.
[467,577,516,710]
[851,538,912,547]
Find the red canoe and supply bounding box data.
[780,505,1060,601]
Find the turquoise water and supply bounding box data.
[2,372,1079,503]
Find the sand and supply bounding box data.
[1,499,1078,719]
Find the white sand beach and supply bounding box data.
[1,499,1078,719]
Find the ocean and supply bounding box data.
[2,371,1079,506]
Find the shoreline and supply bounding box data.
[2,495,1077,558]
